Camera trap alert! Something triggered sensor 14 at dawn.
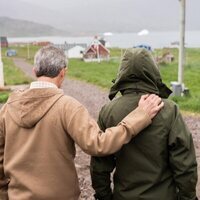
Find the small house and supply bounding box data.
[65,46,85,59]
[0,36,8,48]
[54,42,87,59]
[155,52,175,64]
[162,52,174,63]
[83,39,110,62]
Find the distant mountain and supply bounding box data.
[0,0,199,36]
[0,17,68,37]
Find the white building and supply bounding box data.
[64,46,85,59]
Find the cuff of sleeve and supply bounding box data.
[121,107,151,136]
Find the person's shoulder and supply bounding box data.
[100,96,122,114]
[58,95,83,109]
[162,99,180,114]
[156,98,180,123]
[99,95,137,123]
[0,102,8,115]
[0,103,8,127]
[57,95,86,123]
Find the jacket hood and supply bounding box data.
[109,48,172,100]
[7,88,64,128]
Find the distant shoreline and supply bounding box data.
[7,30,200,49]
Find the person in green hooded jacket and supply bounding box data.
[90,48,198,200]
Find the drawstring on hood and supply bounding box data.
[109,48,172,100]
[7,88,64,128]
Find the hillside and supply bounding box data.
[0,17,67,37]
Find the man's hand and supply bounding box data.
[138,94,164,119]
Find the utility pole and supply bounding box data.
[0,37,4,87]
[170,0,187,96]
[178,0,186,90]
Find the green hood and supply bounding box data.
[109,48,172,100]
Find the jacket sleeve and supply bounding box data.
[168,106,198,200]
[0,114,9,200]
[67,105,151,156]
[90,111,115,200]
[90,155,115,200]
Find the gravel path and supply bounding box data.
[7,58,200,199]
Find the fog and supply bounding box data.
[1,0,200,33]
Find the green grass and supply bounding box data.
[0,91,10,103]
[68,59,119,88]
[67,48,129,88]
[0,57,32,103]
[155,48,200,113]
[2,45,40,60]
[68,48,200,113]
[3,57,32,85]
[1,45,199,113]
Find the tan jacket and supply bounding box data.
[0,88,151,200]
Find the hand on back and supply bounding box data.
[138,94,164,119]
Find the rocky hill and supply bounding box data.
[0,17,67,37]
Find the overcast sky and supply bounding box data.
[1,0,200,33]
[19,0,199,12]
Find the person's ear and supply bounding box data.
[32,67,36,76]
[60,68,66,78]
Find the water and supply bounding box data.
[8,31,200,49]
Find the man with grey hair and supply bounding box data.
[0,45,164,200]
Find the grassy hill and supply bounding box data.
[0,17,67,37]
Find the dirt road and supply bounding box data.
[6,58,200,199]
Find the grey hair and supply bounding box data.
[34,45,68,78]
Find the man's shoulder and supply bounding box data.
[161,99,179,117]
[100,96,124,114]
[58,95,83,109]
[99,95,139,126]
[154,98,180,125]
[0,103,7,117]
[102,95,139,111]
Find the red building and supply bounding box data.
[83,39,110,62]
[0,37,8,48]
